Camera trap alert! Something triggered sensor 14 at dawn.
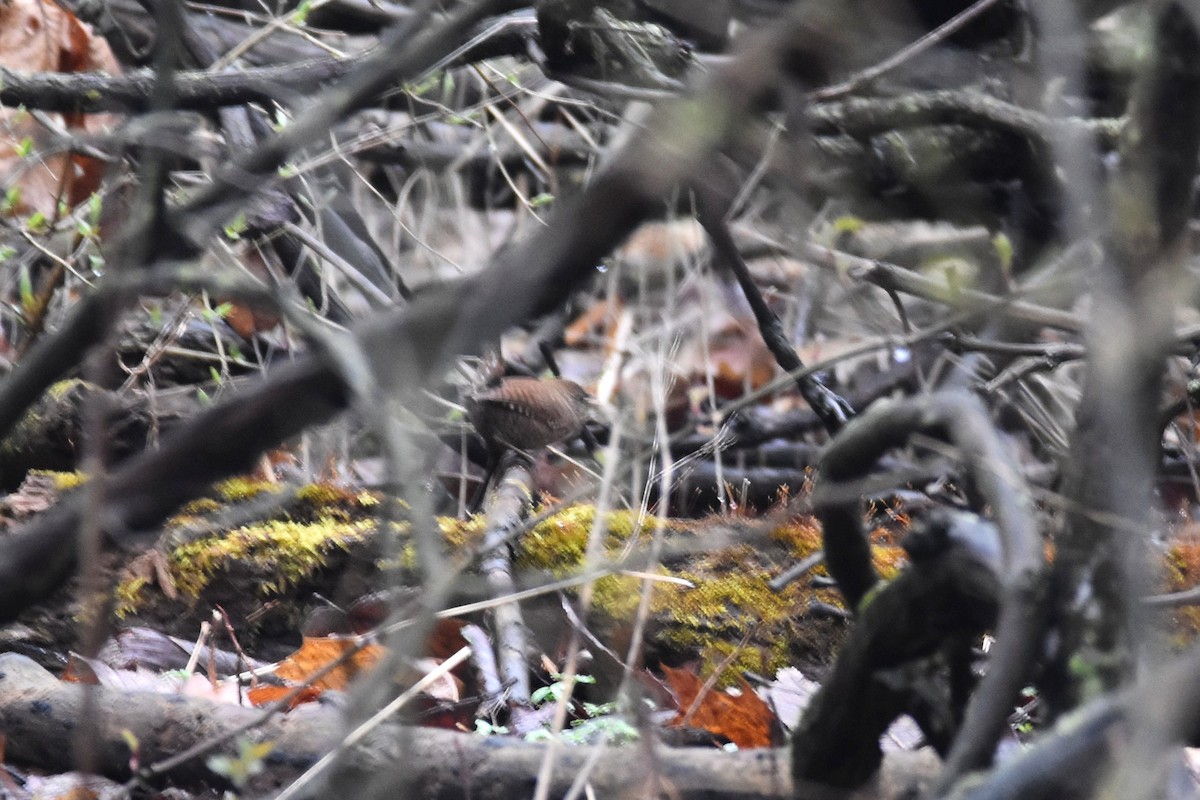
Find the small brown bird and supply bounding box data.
[467,377,592,455]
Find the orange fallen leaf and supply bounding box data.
[425,618,469,661]
[246,684,322,709]
[219,247,282,337]
[661,663,777,748]
[275,636,385,691]
[565,297,623,347]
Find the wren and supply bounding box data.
[467,377,592,455]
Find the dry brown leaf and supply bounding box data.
[425,618,469,661]
[615,219,706,276]
[124,549,177,600]
[0,471,62,518]
[707,319,776,398]
[0,0,121,217]
[402,657,462,703]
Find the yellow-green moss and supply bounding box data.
[517,506,649,573]
[47,379,83,400]
[654,557,795,676]
[1164,539,1200,644]
[868,529,908,580]
[770,517,823,557]
[119,516,376,613]
[296,482,349,506]
[668,627,791,679]
[115,576,151,612]
[591,572,658,620]
[294,482,381,514]
[520,511,592,571]
[440,515,488,551]
[215,477,280,503]
[27,469,87,491]
[178,497,221,516]
[771,517,906,579]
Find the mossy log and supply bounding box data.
[0,379,194,490]
[107,479,908,681]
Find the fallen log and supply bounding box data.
[0,653,940,799]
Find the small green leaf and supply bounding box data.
[529,193,554,208]
[18,264,35,313]
[992,232,1014,274]
[474,719,508,735]
[25,211,47,234]
[832,215,865,236]
[290,0,312,24]
[272,107,291,131]
[1,186,21,214]
[207,738,275,789]
[16,137,33,158]
[856,580,886,613]
[404,71,441,97]
[223,213,247,240]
